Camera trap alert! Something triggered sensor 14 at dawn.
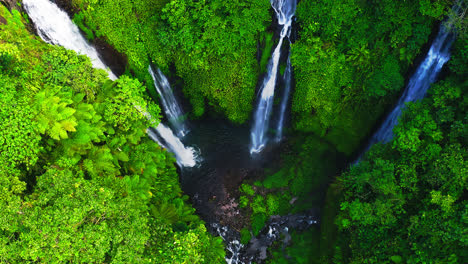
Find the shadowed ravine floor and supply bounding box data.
[179,118,285,229]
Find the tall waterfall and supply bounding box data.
[147,125,198,168]
[274,55,292,142]
[22,0,117,80]
[250,0,296,154]
[362,22,455,156]
[148,66,188,137]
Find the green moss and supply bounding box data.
[239,195,249,208]
[263,170,289,189]
[317,183,345,263]
[260,31,274,73]
[251,195,267,214]
[240,227,251,245]
[240,183,255,196]
[268,228,320,264]
[72,12,94,41]
[266,194,280,215]
[251,213,268,236]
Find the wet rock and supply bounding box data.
[0,0,17,11]
[212,211,319,264]
[51,0,78,14]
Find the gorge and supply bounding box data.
[1,0,466,263]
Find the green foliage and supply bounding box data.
[259,31,275,73]
[240,227,251,245]
[266,194,280,215]
[72,12,94,40]
[0,7,224,263]
[0,83,41,168]
[262,170,289,189]
[251,213,268,236]
[291,0,447,154]
[366,55,404,97]
[13,169,149,263]
[336,40,467,262]
[251,136,340,212]
[268,229,320,264]
[70,0,271,123]
[239,195,249,208]
[251,195,267,215]
[240,183,255,196]
[239,135,341,239]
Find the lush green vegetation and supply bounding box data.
[268,4,467,262]
[334,33,467,263]
[1,0,466,263]
[237,2,467,263]
[0,6,224,263]
[291,0,450,154]
[67,0,271,123]
[239,135,342,236]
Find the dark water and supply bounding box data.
[179,118,282,225]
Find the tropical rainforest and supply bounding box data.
[0,0,466,263]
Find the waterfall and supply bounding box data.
[23,0,198,167]
[274,55,292,142]
[136,105,198,168]
[146,66,197,167]
[22,0,117,80]
[250,0,296,154]
[360,22,455,159]
[148,66,188,137]
[147,125,198,168]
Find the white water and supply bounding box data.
[24,0,198,167]
[147,124,198,168]
[250,0,296,154]
[148,66,188,137]
[213,224,246,264]
[361,23,455,158]
[136,105,198,168]
[274,55,292,142]
[22,0,117,80]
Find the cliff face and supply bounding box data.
[1,0,20,11]
[51,0,79,15]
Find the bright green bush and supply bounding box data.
[251,213,268,236]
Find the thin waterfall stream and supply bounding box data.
[274,55,292,142]
[356,21,455,161]
[250,0,296,154]
[148,66,189,137]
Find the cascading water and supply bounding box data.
[22,0,117,80]
[24,0,198,167]
[135,106,198,168]
[361,22,455,156]
[148,66,188,137]
[213,214,318,264]
[274,55,292,142]
[250,0,296,154]
[146,66,198,167]
[147,125,198,168]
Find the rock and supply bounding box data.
[1,0,27,13]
